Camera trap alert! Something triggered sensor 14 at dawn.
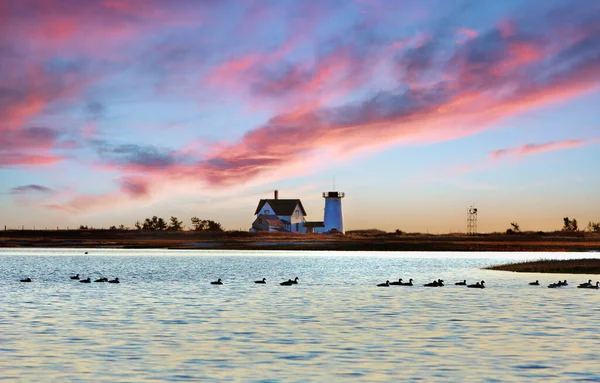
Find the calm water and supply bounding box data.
[1,249,599,382]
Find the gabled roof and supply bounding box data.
[255,215,290,227]
[254,199,307,216]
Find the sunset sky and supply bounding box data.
[1,0,599,233]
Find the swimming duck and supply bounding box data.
[20,277,32,283]
[578,281,599,289]
[79,277,91,283]
[280,279,294,286]
[558,280,568,286]
[548,282,561,288]
[254,278,266,284]
[455,280,467,286]
[377,280,390,287]
[400,278,414,286]
[290,277,299,284]
[389,278,403,286]
[424,279,443,287]
[94,277,108,282]
[108,278,120,284]
[70,274,80,280]
[529,280,539,286]
[467,280,485,288]
[578,279,592,288]
[210,278,222,285]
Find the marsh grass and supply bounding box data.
[486,258,600,274]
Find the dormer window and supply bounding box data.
[264,210,270,215]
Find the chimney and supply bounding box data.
[274,190,279,200]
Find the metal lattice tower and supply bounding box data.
[467,206,478,235]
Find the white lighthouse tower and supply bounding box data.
[322,191,345,233]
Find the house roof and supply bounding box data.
[305,221,324,228]
[254,215,289,227]
[254,199,307,216]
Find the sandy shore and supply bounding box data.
[1,230,600,252]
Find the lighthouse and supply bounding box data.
[322,191,345,233]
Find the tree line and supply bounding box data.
[80,216,223,232]
[505,217,600,234]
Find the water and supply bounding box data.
[1,249,599,382]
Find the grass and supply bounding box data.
[485,258,600,274]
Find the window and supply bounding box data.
[264,210,270,215]
[295,211,299,218]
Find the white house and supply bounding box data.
[251,190,307,233]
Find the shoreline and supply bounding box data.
[485,258,600,274]
[1,230,600,252]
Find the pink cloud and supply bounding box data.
[490,139,596,161]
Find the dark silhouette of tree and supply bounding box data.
[134,221,142,230]
[563,217,578,232]
[142,216,168,231]
[79,225,89,230]
[510,222,520,232]
[190,216,207,231]
[118,224,128,230]
[168,216,184,231]
[190,217,223,231]
[109,225,117,230]
[587,221,600,233]
[206,220,223,232]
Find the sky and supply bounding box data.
[1,0,599,233]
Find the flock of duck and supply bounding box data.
[18,275,599,289]
[529,279,600,289]
[376,279,486,288]
[210,277,299,285]
[375,278,600,289]
[19,274,120,284]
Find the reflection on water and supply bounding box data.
[1,249,599,382]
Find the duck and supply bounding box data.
[377,280,390,287]
[84,251,88,254]
[455,280,467,286]
[94,277,108,282]
[529,280,539,286]
[424,279,443,287]
[280,279,294,286]
[20,277,32,283]
[389,278,403,286]
[400,278,413,286]
[210,278,222,285]
[578,281,599,289]
[548,281,561,288]
[254,278,266,284]
[578,279,592,288]
[290,277,299,284]
[467,280,485,288]
[70,274,80,280]
[79,277,91,283]
[558,280,568,286]
[108,278,120,284]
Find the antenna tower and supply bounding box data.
[467,205,478,235]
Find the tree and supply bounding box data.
[142,216,168,231]
[190,217,223,231]
[190,216,207,231]
[109,225,117,230]
[563,217,579,232]
[134,221,142,230]
[587,221,600,233]
[510,222,520,232]
[118,224,128,230]
[206,220,223,232]
[168,216,184,231]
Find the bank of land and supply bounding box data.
[1,230,599,252]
